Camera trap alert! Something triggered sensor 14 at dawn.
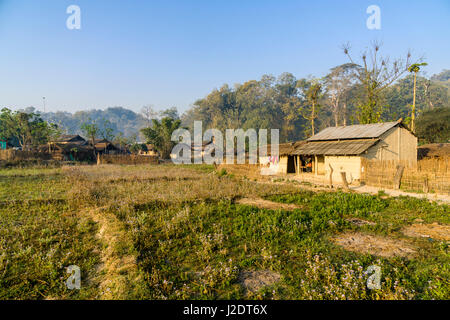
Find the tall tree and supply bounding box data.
[408,62,428,132]
[343,41,417,123]
[324,63,360,126]
[298,79,323,136]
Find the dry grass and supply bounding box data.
[332,232,417,259]
[236,198,300,211]
[238,270,281,294]
[402,223,450,241]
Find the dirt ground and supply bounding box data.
[236,198,300,211]
[332,232,417,258]
[238,270,281,293]
[402,223,450,241]
[346,217,376,226]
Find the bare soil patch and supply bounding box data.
[332,232,416,258]
[402,223,450,241]
[236,198,300,211]
[238,270,281,293]
[346,217,376,226]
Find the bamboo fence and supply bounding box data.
[361,157,450,195]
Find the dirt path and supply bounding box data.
[254,177,450,204]
[84,207,139,299]
[350,185,450,204]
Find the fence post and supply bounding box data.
[329,164,333,188]
[393,164,405,190]
[423,175,429,193]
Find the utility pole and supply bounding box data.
[42,97,46,113]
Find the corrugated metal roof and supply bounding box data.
[308,121,400,141]
[292,139,379,156]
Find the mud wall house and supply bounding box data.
[292,120,417,184]
[259,141,306,174]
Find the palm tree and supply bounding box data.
[408,62,428,132]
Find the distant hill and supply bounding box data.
[431,69,450,90]
[39,107,147,139]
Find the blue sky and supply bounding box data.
[0,0,448,114]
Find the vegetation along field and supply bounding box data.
[0,164,449,300]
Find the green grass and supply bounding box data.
[0,165,448,300]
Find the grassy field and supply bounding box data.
[0,164,449,300]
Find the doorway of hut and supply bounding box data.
[287,155,296,173]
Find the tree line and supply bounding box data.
[1,43,449,155]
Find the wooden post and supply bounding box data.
[393,164,405,190]
[423,175,429,193]
[328,164,334,188]
[293,156,298,174]
[314,155,318,176]
[97,153,101,165]
[340,172,349,191]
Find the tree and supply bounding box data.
[343,41,417,123]
[324,63,360,126]
[408,62,428,132]
[415,107,450,143]
[81,120,100,155]
[140,105,157,127]
[0,108,58,150]
[298,79,323,136]
[140,117,182,159]
[100,118,115,141]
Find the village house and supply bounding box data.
[259,141,306,174]
[292,120,417,184]
[138,144,159,156]
[261,120,417,184]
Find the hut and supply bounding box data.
[55,135,86,145]
[39,143,95,161]
[292,120,417,183]
[139,144,159,156]
[91,139,122,155]
[259,141,306,174]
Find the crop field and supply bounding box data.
[0,164,449,300]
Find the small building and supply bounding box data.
[170,141,215,161]
[91,139,122,155]
[138,144,159,156]
[39,143,95,161]
[291,120,417,184]
[259,141,306,174]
